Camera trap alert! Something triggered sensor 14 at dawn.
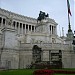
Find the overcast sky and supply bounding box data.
[0,0,74,36]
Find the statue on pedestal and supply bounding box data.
[37,11,49,22]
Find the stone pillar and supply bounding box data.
[18,23,20,34]
[28,25,29,32]
[52,26,53,34]
[49,25,51,34]
[10,19,12,28]
[22,23,23,34]
[34,26,35,32]
[1,18,3,27]
[54,26,56,35]
[11,21,13,28]
[15,22,17,29]
[25,24,26,34]
[23,24,24,34]
[5,18,6,27]
[0,17,2,25]
[31,25,32,32]
[53,26,55,35]
[53,26,54,34]
[51,25,52,35]
[55,26,57,35]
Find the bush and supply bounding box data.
[33,69,75,75]
[53,70,75,74]
[33,69,54,75]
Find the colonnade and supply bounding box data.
[50,25,57,35]
[13,21,35,34]
[0,17,36,34]
[0,17,6,27]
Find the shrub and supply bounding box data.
[53,70,75,74]
[33,69,54,75]
[33,69,75,75]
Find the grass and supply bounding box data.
[0,69,34,75]
[54,74,75,75]
[0,69,75,75]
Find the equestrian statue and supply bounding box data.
[37,11,49,22]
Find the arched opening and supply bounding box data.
[32,45,42,63]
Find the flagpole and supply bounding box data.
[68,9,70,25]
[67,0,72,32]
[68,10,71,32]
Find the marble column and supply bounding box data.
[18,23,20,34]
[23,24,25,34]
[55,26,57,35]
[34,26,35,32]
[0,17,2,25]
[15,22,17,29]
[53,26,55,34]
[31,25,32,32]
[51,25,52,35]
[54,26,56,35]
[50,25,51,34]
[28,25,29,32]
[22,23,23,34]
[25,24,26,34]
[0,18,2,27]
[52,26,53,34]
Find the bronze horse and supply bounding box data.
[37,11,49,22]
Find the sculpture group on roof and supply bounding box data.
[37,11,49,22]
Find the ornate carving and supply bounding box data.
[6,15,13,25]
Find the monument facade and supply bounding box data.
[0,8,75,69]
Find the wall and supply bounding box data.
[2,28,18,49]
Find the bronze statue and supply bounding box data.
[37,11,49,22]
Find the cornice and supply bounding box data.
[0,8,57,25]
[0,8,37,24]
[46,18,58,25]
